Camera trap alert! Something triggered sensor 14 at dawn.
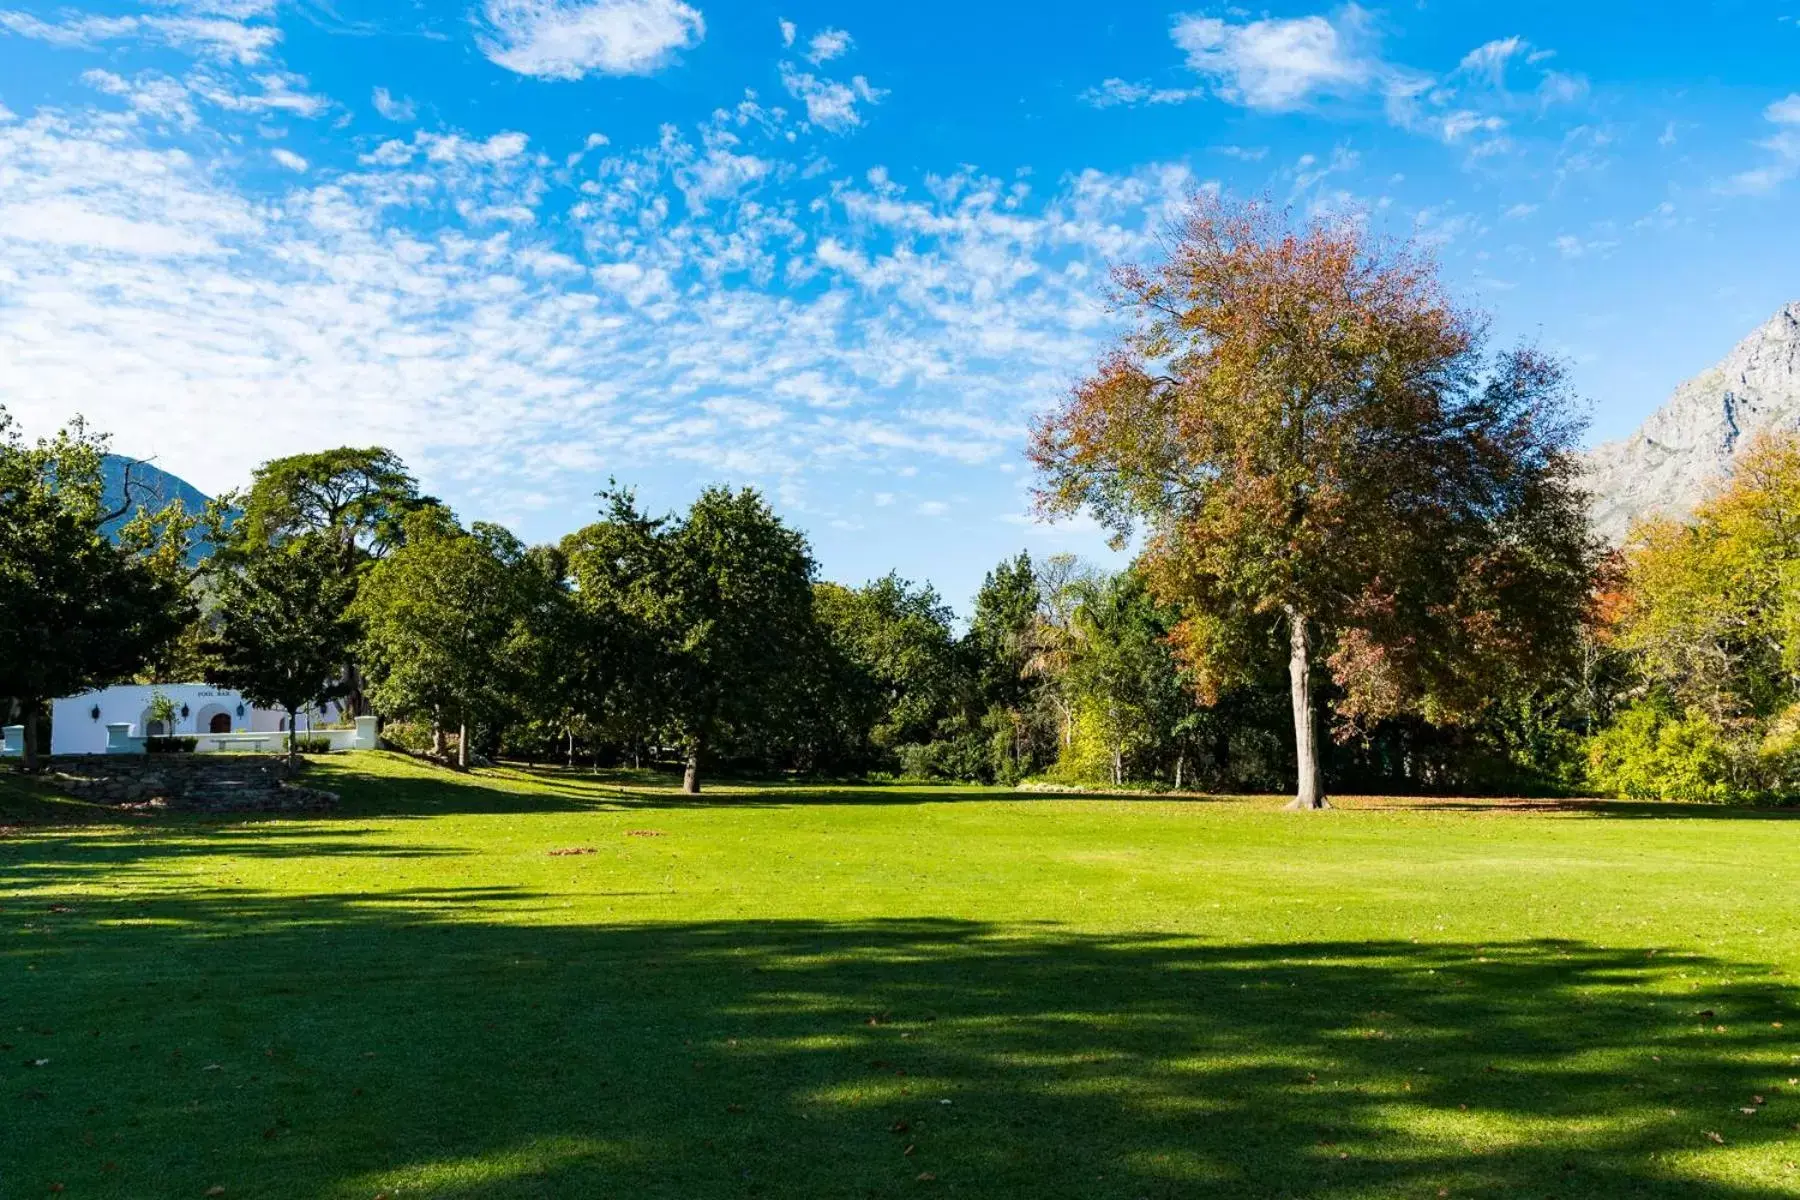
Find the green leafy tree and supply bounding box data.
[815,574,967,761]
[207,536,357,773]
[0,409,192,771]
[1059,570,1203,786]
[564,486,818,793]
[964,552,1049,779]
[1595,432,1800,800]
[216,447,437,715]
[1031,195,1595,808]
[353,511,536,768]
[225,447,434,569]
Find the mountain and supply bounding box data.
[1584,302,1800,542]
[100,454,215,563]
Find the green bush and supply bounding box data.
[895,734,991,782]
[289,736,333,755]
[380,720,435,755]
[144,736,198,754]
[1585,701,1747,803]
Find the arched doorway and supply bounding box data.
[194,703,233,737]
[137,708,166,737]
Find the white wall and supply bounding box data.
[49,685,348,755]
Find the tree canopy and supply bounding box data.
[1031,195,1596,807]
[0,409,191,770]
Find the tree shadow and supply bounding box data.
[6,884,1798,1198]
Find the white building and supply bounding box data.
[0,684,376,756]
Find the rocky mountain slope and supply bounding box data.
[1584,302,1800,541]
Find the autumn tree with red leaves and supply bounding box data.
[1030,196,1596,808]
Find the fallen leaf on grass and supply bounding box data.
[207,1188,227,1196]
[915,1172,935,1182]
[903,1144,916,1156]
[624,830,665,838]
[548,847,595,856]
[1705,1131,1726,1144]
[890,1120,910,1133]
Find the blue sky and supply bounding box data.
[2,1,1797,612]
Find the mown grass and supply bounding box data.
[3,751,1799,1198]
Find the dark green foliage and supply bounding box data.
[352,511,539,768]
[563,486,821,792]
[0,409,193,771]
[206,535,358,773]
[289,735,335,756]
[144,736,198,754]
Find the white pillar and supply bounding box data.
[1,725,21,756]
[353,715,379,751]
[105,723,136,754]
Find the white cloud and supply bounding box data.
[477,0,704,80]
[1078,77,1203,108]
[1551,233,1616,259]
[916,499,950,517]
[0,30,1212,540]
[805,27,851,64]
[780,64,884,132]
[1720,94,1800,195]
[0,7,279,63]
[778,17,795,47]
[82,68,200,128]
[372,86,416,121]
[1171,5,1381,111]
[1458,36,1525,86]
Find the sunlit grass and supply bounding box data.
[2,751,1798,1198]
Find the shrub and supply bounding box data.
[289,736,333,755]
[1585,701,1747,803]
[379,720,435,755]
[894,734,991,782]
[145,736,198,754]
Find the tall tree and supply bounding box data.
[565,486,818,793]
[0,410,192,771]
[219,447,436,715]
[815,574,966,758]
[1031,195,1595,808]
[207,536,357,773]
[965,552,1048,776]
[352,511,535,768]
[1062,570,1202,787]
[227,448,432,570]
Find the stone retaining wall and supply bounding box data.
[42,753,337,813]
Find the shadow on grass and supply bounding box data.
[310,757,1800,822]
[4,879,1798,1198]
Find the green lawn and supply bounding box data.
[3,753,1799,1199]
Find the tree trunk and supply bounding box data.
[1174,752,1184,792]
[1111,743,1123,787]
[21,703,40,774]
[682,735,703,794]
[566,727,575,769]
[431,717,446,758]
[457,721,469,770]
[1284,609,1329,810]
[286,705,299,776]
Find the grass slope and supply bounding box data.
[3,752,1799,1198]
